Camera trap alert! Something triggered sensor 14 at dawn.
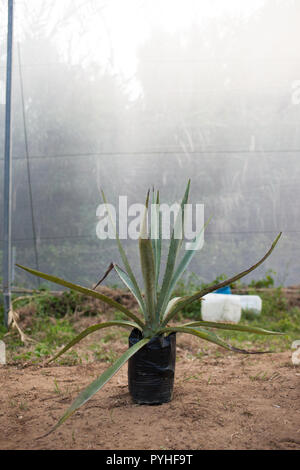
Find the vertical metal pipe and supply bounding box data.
[17,43,40,284]
[3,0,14,328]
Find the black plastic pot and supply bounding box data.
[128,328,176,405]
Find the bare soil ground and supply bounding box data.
[0,285,299,450]
[0,339,299,450]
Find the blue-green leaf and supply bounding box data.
[101,189,144,313]
[165,216,211,316]
[113,263,146,317]
[159,326,272,354]
[156,180,191,318]
[181,320,283,336]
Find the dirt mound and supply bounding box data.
[13,286,139,332]
[281,286,300,308]
[94,286,138,311]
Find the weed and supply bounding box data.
[53,378,62,395]
[92,347,118,364]
[19,401,28,411]
[249,270,276,288]
[182,373,202,382]
[250,371,268,381]
[109,409,115,423]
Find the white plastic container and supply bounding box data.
[238,295,262,315]
[201,293,242,323]
[0,341,6,365]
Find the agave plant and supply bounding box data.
[17,181,282,436]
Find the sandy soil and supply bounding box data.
[1,285,299,450]
[0,341,299,450]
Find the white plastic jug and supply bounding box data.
[201,293,242,323]
[238,295,262,315]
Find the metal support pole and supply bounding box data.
[3,0,14,329]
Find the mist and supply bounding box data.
[0,0,300,288]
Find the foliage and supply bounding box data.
[29,288,81,318]
[16,182,282,436]
[0,289,78,364]
[248,269,276,288]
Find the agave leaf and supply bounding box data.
[181,320,283,336]
[93,262,114,290]
[150,189,161,290]
[46,320,140,364]
[156,180,191,318]
[162,232,282,326]
[101,189,145,313]
[113,263,146,316]
[164,216,212,315]
[16,264,145,328]
[140,237,156,320]
[138,190,156,325]
[140,189,150,240]
[159,326,272,354]
[155,190,162,290]
[151,188,157,262]
[162,297,182,322]
[41,338,149,437]
[139,245,156,325]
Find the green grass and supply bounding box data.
[88,343,119,364]
[6,315,78,363]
